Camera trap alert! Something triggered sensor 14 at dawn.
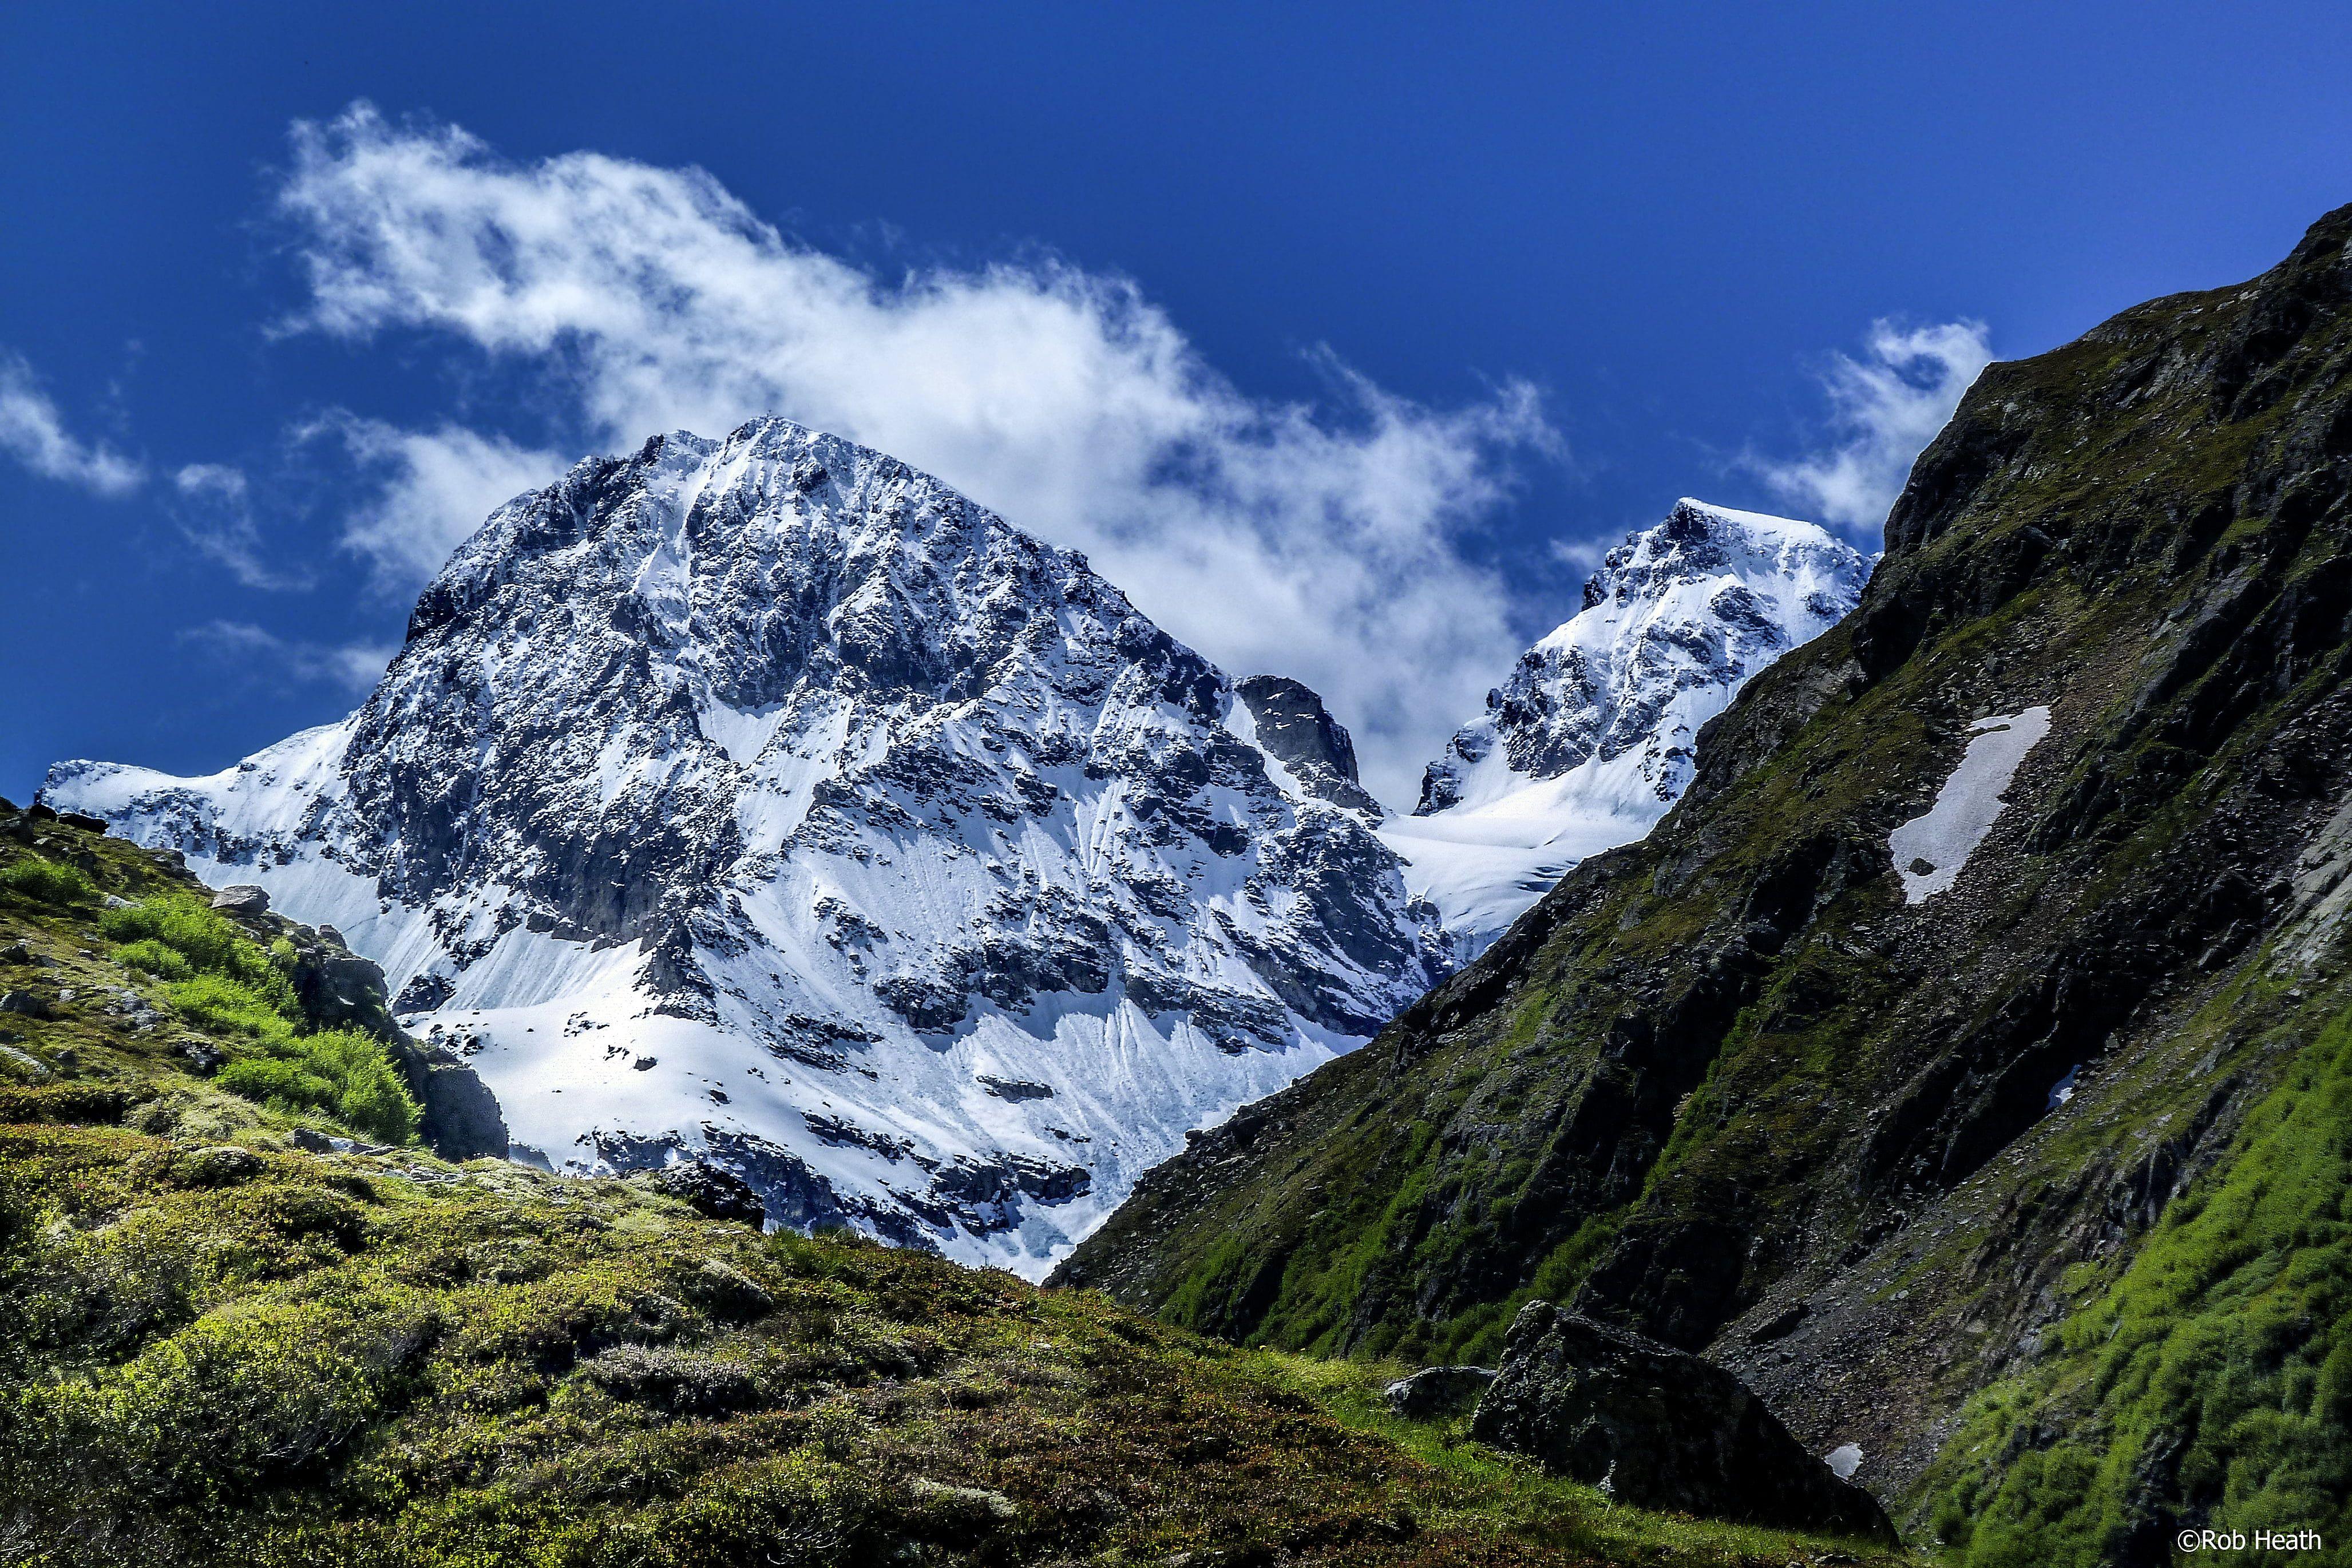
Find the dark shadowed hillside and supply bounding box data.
[1056,204,2352,1563]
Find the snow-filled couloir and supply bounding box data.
[1381,499,1870,952]
[45,419,1454,1276]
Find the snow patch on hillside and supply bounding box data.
[1889,706,2052,903]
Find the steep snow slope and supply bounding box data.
[46,419,1450,1277]
[1382,500,1868,949]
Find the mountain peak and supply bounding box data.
[1380,499,1868,949]
[46,421,1451,1276]
[1231,675,1382,817]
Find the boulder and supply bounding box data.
[395,1040,510,1162]
[210,884,271,917]
[1383,1364,1496,1418]
[652,1160,768,1229]
[1470,1302,1895,1542]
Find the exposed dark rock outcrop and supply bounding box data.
[1381,1363,1494,1418]
[651,1159,769,1229]
[1236,674,1383,815]
[1472,1302,1894,1541]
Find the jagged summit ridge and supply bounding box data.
[1381,498,1868,948]
[45,416,1451,1276]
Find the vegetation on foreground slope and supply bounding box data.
[0,807,1913,1565]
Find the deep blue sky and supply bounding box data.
[5,1,2349,804]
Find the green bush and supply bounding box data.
[104,894,417,1145]
[216,1027,419,1145]
[0,856,96,906]
[102,896,299,1016]
[113,938,194,982]
[164,973,299,1043]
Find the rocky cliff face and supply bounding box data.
[45,418,1451,1276]
[1232,675,1383,817]
[1056,207,2352,1557]
[1381,501,1867,951]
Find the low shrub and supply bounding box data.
[113,938,194,982]
[216,1027,418,1145]
[164,973,299,1043]
[0,856,96,907]
[101,896,299,1014]
[0,1084,133,1126]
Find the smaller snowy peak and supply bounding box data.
[1230,675,1383,817]
[1385,499,1869,951]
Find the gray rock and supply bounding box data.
[651,1159,769,1229]
[1383,1364,1496,1418]
[0,991,50,1019]
[397,1040,510,1162]
[210,884,271,916]
[1470,1301,1895,1542]
[1236,674,1384,815]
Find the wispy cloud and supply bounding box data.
[170,463,313,591]
[0,352,145,497]
[267,103,1561,803]
[1756,319,1993,537]
[300,414,562,590]
[180,619,394,695]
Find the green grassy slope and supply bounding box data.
[1055,204,2352,1557]
[0,805,1915,1567]
[1918,1006,2352,1565]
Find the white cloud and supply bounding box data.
[180,619,394,695]
[171,462,312,591]
[269,104,1561,804]
[1547,533,1613,575]
[0,353,145,497]
[1759,319,1993,535]
[301,414,563,588]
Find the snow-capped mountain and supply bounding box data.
[1380,500,1869,951]
[46,418,1451,1276]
